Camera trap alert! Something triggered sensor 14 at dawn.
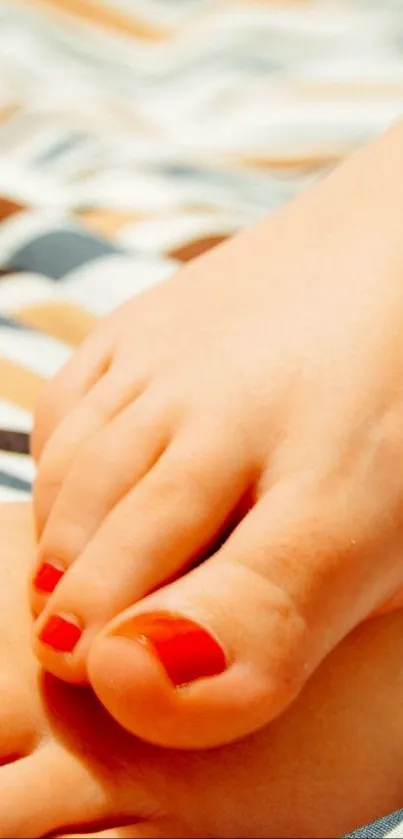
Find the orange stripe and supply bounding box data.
[169,234,230,263]
[15,303,97,347]
[0,197,25,222]
[0,356,45,412]
[80,209,146,239]
[236,145,355,171]
[0,103,21,125]
[15,0,168,41]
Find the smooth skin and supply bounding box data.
[31,119,403,748]
[1,502,403,838]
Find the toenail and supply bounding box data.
[34,561,65,594]
[110,612,227,687]
[38,614,82,653]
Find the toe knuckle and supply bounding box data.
[177,457,209,498]
[147,451,213,511]
[71,436,100,474]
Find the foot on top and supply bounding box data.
[31,124,403,748]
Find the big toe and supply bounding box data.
[88,488,391,749]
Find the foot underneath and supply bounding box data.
[3,503,403,837]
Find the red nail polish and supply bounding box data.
[39,615,82,653]
[113,612,227,687]
[34,562,65,594]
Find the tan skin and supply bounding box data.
[29,119,403,749]
[1,502,403,838]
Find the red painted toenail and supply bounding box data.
[39,614,82,653]
[112,612,227,687]
[34,562,65,594]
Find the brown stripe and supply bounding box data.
[15,0,168,41]
[169,234,229,263]
[15,303,97,347]
[0,356,45,412]
[0,429,30,455]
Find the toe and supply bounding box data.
[31,322,115,465]
[0,678,38,762]
[87,480,391,749]
[0,747,111,839]
[33,423,251,684]
[31,383,168,615]
[33,362,149,537]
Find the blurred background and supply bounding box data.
[1,1,403,243]
[1,0,403,500]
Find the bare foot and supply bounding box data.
[3,503,403,837]
[31,120,403,748]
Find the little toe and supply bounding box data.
[33,364,149,537]
[31,322,115,465]
[87,484,381,749]
[33,426,251,684]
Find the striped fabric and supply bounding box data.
[0,3,403,834]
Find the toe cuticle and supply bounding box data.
[110,612,227,687]
[38,614,82,653]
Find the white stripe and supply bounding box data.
[115,212,238,251]
[0,451,35,484]
[386,821,403,838]
[0,325,71,378]
[0,487,31,501]
[0,273,59,311]
[63,253,176,315]
[0,399,32,432]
